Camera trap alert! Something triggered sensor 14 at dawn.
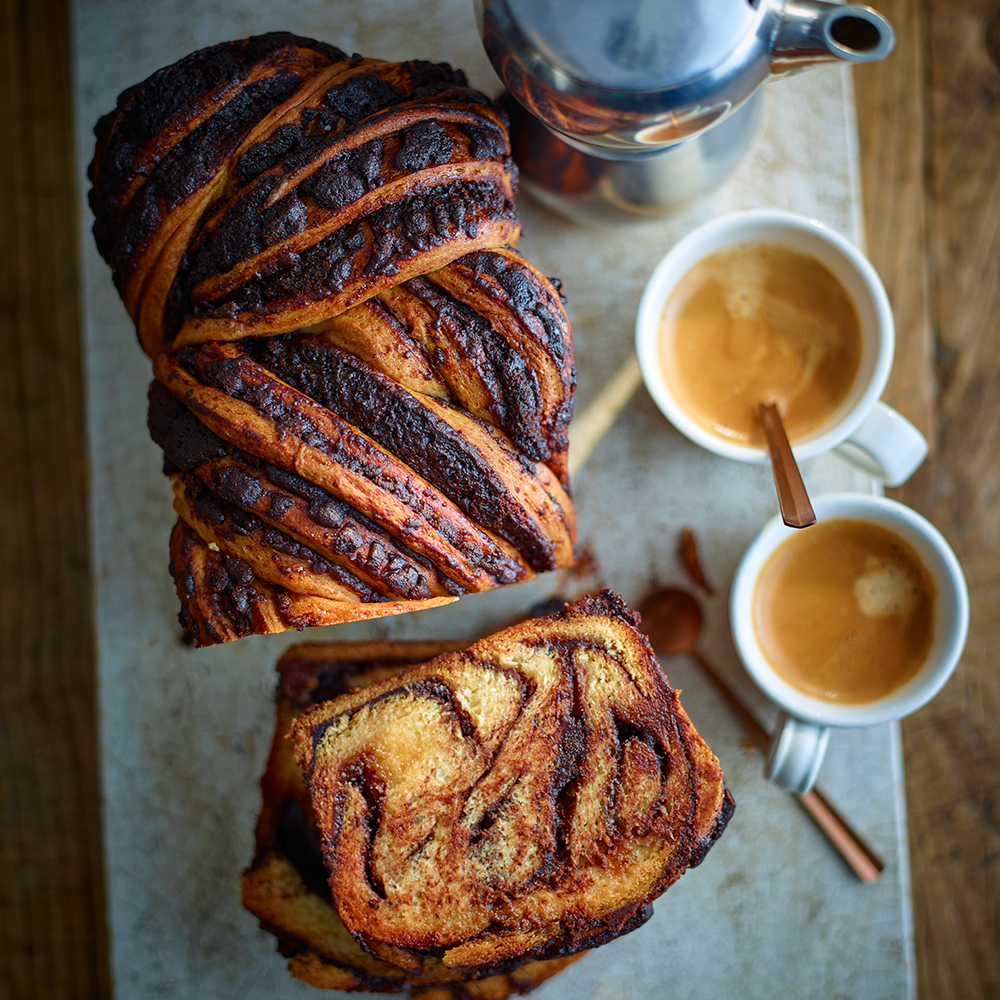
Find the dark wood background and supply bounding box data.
[1,0,996,995]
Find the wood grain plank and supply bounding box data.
[907,0,1000,993]
[857,2,1000,997]
[0,0,111,997]
[854,0,936,445]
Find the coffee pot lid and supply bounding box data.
[502,0,761,93]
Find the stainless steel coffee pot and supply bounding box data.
[475,0,894,223]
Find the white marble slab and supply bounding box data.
[72,2,913,997]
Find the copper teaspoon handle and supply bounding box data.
[759,402,816,528]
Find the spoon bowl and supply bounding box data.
[637,586,702,655]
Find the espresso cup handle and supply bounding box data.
[834,401,928,488]
[765,712,831,794]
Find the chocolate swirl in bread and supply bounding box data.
[289,592,734,976]
[91,33,576,645]
[89,33,520,359]
[242,637,584,995]
[311,247,574,482]
[148,251,576,645]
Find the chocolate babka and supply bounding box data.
[242,636,583,995]
[282,592,733,981]
[89,33,577,645]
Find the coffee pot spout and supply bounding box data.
[769,1,894,75]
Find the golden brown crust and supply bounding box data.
[314,248,575,481]
[241,639,583,995]
[157,335,574,570]
[290,592,733,975]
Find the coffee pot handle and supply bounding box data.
[833,401,928,488]
[765,712,831,794]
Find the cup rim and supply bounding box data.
[729,493,970,728]
[634,208,895,464]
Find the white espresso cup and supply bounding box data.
[635,209,928,487]
[730,493,969,794]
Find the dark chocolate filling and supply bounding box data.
[400,273,548,462]
[89,33,347,258]
[185,179,517,321]
[249,333,557,569]
[168,345,529,581]
[169,524,260,643]
[106,74,306,281]
[180,472,387,602]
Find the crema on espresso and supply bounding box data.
[658,242,862,446]
[752,518,936,704]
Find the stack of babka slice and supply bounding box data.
[242,592,733,994]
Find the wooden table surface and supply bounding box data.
[1,1,996,996]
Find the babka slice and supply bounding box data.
[241,638,583,995]
[289,591,734,978]
[89,32,520,358]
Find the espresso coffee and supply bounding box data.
[752,518,936,704]
[658,242,862,447]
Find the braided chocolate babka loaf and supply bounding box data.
[242,636,583,995]
[89,33,577,645]
[285,591,733,981]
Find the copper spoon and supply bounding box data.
[759,402,816,528]
[638,586,883,883]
